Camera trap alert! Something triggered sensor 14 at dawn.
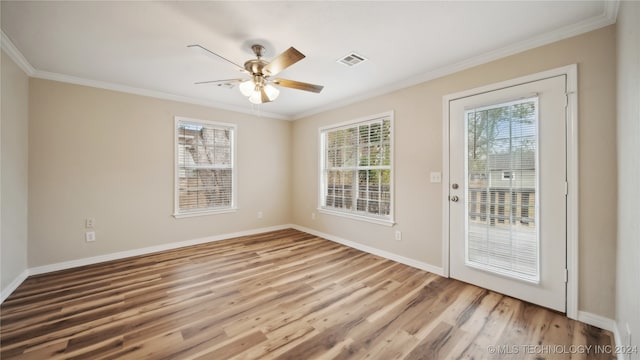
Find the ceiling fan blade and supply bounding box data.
[194,79,244,85]
[273,78,324,93]
[263,47,305,77]
[187,44,247,73]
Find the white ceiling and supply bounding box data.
[1,1,617,119]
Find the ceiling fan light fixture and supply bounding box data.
[263,84,279,101]
[246,81,279,104]
[248,90,263,104]
[239,80,255,96]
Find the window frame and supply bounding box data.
[173,116,238,218]
[318,111,395,226]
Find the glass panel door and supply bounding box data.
[448,75,567,312]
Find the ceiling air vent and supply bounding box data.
[337,52,367,67]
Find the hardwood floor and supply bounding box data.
[1,229,613,359]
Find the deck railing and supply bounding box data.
[468,187,535,226]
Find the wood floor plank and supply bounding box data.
[1,229,614,359]
[455,296,521,360]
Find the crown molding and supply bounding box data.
[1,30,35,76]
[293,1,619,120]
[0,31,288,120]
[33,70,289,120]
[604,0,620,23]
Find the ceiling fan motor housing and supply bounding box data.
[244,59,269,76]
[244,44,269,76]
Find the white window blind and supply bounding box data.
[465,97,539,282]
[320,113,393,224]
[174,117,236,217]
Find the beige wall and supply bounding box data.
[1,50,29,292]
[616,1,640,352]
[28,79,291,266]
[292,26,617,318]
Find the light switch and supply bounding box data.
[430,172,442,183]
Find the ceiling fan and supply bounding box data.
[189,43,324,104]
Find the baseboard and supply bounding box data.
[578,311,622,349]
[1,224,293,304]
[291,224,445,276]
[0,269,30,303]
[578,311,617,332]
[29,224,293,276]
[612,321,628,360]
[1,224,442,304]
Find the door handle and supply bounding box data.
[450,195,459,202]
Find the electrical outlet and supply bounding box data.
[85,218,95,228]
[257,211,263,219]
[311,212,316,220]
[395,230,402,241]
[85,231,96,242]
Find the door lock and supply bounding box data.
[450,195,459,202]
[451,183,459,189]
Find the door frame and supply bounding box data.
[441,64,578,319]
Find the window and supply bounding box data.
[319,112,394,225]
[465,97,539,281]
[502,171,515,180]
[174,117,236,218]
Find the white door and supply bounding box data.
[449,75,567,312]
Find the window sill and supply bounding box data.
[318,208,395,227]
[173,208,238,219]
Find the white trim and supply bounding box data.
[604,0,621,24]
[317,111,394,133]
[292,224,445,276]
[565,65,579,320]
[577,312,625,358]
[0,270,29,303]
[27,224,292,277]
[578,311,619,336]
[614,324,625,359]
[442,64,579,318]
[0,31,35,76]
[442,97,452,278]
[613,322,628,360]
[173,208,238,219]
[34,70,288,120]
[317,208,395,227]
